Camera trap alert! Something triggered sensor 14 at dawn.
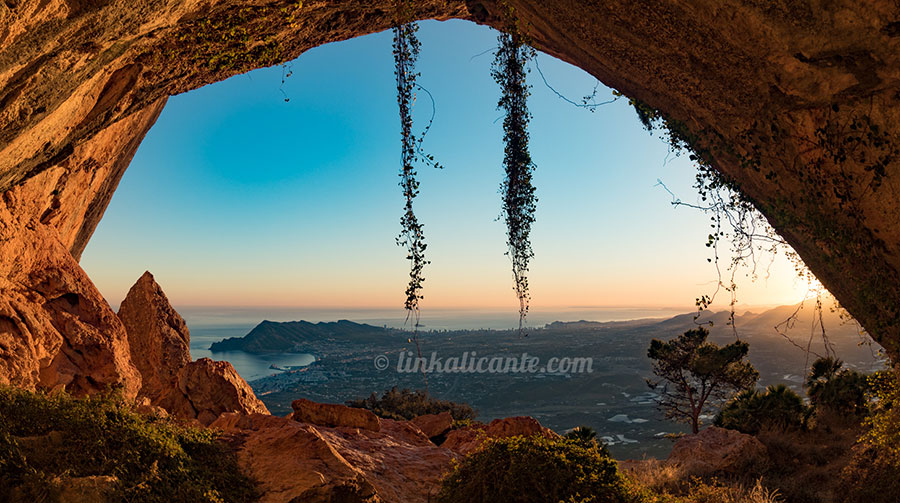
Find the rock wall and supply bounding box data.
[1,0,900,388]
[0,167,141,396]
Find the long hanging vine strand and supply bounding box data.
[394,15,429,388]
[492,28,537,335]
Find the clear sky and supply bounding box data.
[80,19,816,313]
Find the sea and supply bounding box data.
[182,306,687,382]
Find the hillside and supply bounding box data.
[209,320,399,353]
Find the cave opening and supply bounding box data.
[72,20,836,374]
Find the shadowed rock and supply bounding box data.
[411,411,453,439]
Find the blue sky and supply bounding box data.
[80,19,811,311]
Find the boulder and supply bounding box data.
[117,271,191,403]
[441,426,487,455]
[667,426,768,476]
[292,398,381,432]
[411,411,453,439]
[214,410,453,503]
[163,358,269,426]
[484,416,558,439]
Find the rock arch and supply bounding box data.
[1,0,899,391]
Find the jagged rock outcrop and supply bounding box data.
[2,0,900,362]
[117,271,190,403]
[117,272,268,424]
[213,408,561,503]
[667,426,768,476]
[292,398,381,432]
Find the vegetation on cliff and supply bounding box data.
[346,387,476,421]
[0,386,257,502]
[437,435,641,503]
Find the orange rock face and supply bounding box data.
[214,412,449,503]
[164,358,269,425]
[213,406,562,502]
[667,426,768,475]
[0,178,141,397]
[292,398,381,432]
[117,272,267,424]
[5,0,900,358]
[117,271,190,403]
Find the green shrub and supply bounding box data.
[806,357,869,416]
[715,384,807,434]
[346,387,476,421]
[436,435,643,503]
[564,425,610,454]
[0,386,257,502]
[836,369,900,503]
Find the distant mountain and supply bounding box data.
[210,302,879,364]
[209,320,397,353]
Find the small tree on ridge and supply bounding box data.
[647,326,759,434]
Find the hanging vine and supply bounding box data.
[638,97,880,368]
[394,3,444,388]
[493,23,537,334]
[394,18,425,315]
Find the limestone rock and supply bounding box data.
[213,407,560,501]
[116,272,268,424]
[0,96,164,397]
[213,411,452,503]
[667,426,768,476]
[0,184,141,396]
[163,358,269,425]
[441,426,487,455]
[484,416,558,439]
[117,271,191,404]
[292,398,381,432]
[411,411,453,439]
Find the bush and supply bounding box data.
[564,425,607,452]
[436,435,643,503]
[715,384,807,434]
[837,369,900,503]
[346,387,476,421]
[0,386,257,502]
[806,357,869,416]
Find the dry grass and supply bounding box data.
[622,459,782,503]
[621,410,865,503]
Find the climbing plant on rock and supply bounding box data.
[493,27,537,334]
